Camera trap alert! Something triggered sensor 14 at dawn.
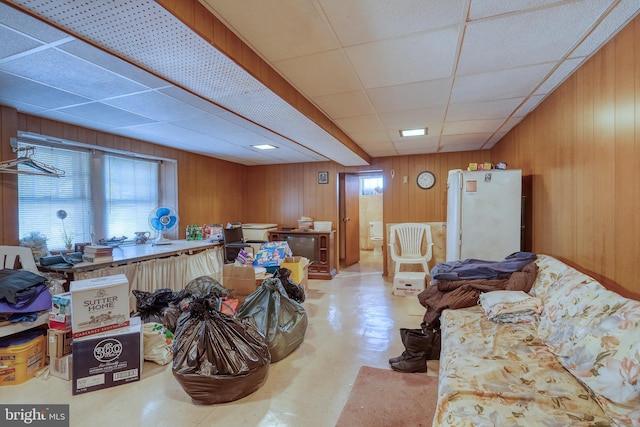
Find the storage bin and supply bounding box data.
[393,272,427,296]
[0,330,46,386]
[313,221,332,231]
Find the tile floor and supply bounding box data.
[3,251,435,427]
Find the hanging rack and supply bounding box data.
[0,146,65,178]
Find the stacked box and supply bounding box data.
[47,328,73,358]
[393,272,427,296]
[70,274,130,339]
[72,318,142,395]
[50,354,72,381]
[49,292,72,330]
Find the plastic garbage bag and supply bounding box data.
[132,288,189,331]
[273,267,305,303]
[236,277,308,363]
[172,296,270,404]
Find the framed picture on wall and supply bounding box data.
[318,171,329,184]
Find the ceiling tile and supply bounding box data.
[0,48,148,99]
[458,0,613,74]
[469,0,566,20]
[312,91,376,119]
[534,57,584,95]
[452,63,554,103]
[103,91,211,122]
[58,102,156,128]
[58,40,171,90]
[345,28,460,88]
[447,98,524,121]
[443,119,506,135]
[0,3,68,42]
[274,49,363,98]
[320,0,467,46]
[334,114,386,135]
[379,107,447,131]
[0,25,43,58]
[367,78,453,113]
[0,71,90,109]
[514,94,545,118]
[570,0,640,58]
[201,0,340,62]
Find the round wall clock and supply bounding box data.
[417,171,436,189]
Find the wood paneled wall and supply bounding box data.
[491,15,640,298]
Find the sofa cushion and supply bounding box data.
[434,305,609,426]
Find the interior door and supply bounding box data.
[339,173,360,267]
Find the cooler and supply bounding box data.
[242,223,278,254]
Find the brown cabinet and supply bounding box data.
[269,229,336,280]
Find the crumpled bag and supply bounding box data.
[143,322,174,365]
[172,297,270,404]
[235,277,308,363]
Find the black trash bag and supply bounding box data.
[184,276,228,298]
[132,288,189,326]
[235,277,308,363]
[172,296,270,404]
[273,267,306,303]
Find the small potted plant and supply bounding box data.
[56,210,74,250]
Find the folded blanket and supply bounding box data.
[479,290,543,324]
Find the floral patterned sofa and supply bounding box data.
[433,254,640,427]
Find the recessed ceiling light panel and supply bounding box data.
[252,144,278,150]
[399,128,428,137]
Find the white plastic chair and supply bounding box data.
[0,245,38,272]
[388,223,434,275]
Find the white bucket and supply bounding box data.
[313,221,332,231]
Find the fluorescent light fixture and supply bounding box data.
[399,128,428,137]
[252,144,278,150]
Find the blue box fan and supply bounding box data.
[148,206,179,245]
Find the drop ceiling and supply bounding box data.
[1,0,638,166]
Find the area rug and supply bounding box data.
[335,366,438,427]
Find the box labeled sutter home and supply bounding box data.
[72,318,142,395]
[70,274,130,339]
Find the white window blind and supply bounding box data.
[17,140,162,250]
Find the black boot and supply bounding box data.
[388,328,411,364]
[421,323,441,360]
[389,329,432,373]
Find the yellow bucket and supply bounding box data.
[0,330,46,386]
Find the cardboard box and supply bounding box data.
[393,272,427,297]
[47,328,73,358]
[280,256,309,287]
[72,319,142,395]
[49,292,72,330]
[70,274,130,339]
[223,264,261,303]
[50,354,72,381]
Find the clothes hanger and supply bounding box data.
[0,146,65,177]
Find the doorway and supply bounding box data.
[339,172,384,269]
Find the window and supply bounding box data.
[17,136,173,250]
[360,176,383,196]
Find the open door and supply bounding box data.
[339,173,360,267]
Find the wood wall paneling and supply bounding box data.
[490,16,640,298]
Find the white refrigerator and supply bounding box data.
[446,169,522,262]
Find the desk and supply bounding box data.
[40,240,224,311]
[41,240,221,275]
